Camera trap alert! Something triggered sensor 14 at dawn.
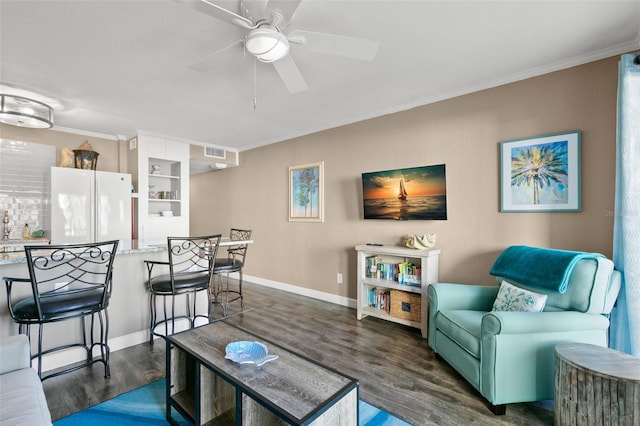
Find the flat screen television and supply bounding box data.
[361,164,447,220]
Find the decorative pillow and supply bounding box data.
[492,281,547,312]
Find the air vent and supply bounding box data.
[204,146,225,159]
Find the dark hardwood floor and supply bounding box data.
[43,281,554,425]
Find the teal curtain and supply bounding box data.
[610,52,640,357]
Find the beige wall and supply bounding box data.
[190,56,619,300]
[0,124,125,173]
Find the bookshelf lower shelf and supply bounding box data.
[357,306,421,329]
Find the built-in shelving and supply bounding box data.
[128,133,190,241]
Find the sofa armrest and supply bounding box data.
[482,311,610,335]
[0,334,30,374]
[428,283,498,311]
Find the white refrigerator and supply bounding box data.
[50,167,132,244]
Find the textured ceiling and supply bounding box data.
[1,0,639,151]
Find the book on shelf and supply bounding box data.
[368,287,390,313]
[365,256,421,286]
[398,261,421,286]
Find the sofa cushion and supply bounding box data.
[435,310,484,358]
[0,368,52,426]
[492,281,547,312]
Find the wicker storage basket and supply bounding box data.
[390,290,421,322]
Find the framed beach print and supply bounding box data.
[289,161,324,222]
[500,130,581,212]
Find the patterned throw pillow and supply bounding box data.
[492,281,547,312]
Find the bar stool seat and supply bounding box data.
[11,289,105,320]
[149,272,210,293]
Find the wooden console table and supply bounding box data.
[555,343,640,425]
[166,318,358,425]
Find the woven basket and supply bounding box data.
[390,290,421,322]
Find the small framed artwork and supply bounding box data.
[500,130,581,212]
[289,161,324,222]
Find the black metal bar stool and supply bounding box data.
[3,240,119,380]
[211,228,251,316]
[145,235,221,343]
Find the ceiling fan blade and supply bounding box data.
[264,0,303,28]
[189,39,244,72]
[272,55,307,93]
[288,30,379,61]
[239,0,269,22]
[175,0,254,28]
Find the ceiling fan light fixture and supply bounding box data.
[0,94,54,129]
[245,25,290,63]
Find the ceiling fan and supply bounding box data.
[177,0,379,94]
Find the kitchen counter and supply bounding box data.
[0,239,167,265]
[0,237,50,255]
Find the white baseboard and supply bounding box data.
[39,329,152,373]
[39,276,355,373]
[244,274,357,309]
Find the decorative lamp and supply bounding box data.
[0,94,54,129]
[73,141,99,170]
[245,24,290,63]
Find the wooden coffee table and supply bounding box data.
[166,318,359,425]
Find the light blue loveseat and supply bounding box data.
[427,246,621,414]
[0,334,52,425]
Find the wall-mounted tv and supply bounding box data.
[362,164,447,220]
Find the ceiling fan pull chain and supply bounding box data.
[253,57,257,111]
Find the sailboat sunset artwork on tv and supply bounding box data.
[362,164,447,220]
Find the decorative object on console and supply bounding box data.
[225,341,278,366]
[73,141,99,170]
[58,147,74,167]
[362,164,447,220]
[404,233,436,249]
[289,161,324,222]
[500,130,581,212]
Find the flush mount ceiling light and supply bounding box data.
[0,94,54,129]
[245,24,290,63]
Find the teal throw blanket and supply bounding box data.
[490,245,605,294]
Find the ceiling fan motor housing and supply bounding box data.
[245,24,290,63]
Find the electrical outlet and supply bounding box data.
[337,273,343,284]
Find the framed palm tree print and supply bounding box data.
[289,161,324,222]
[500,131,581,212]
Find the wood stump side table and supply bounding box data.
[555,343,640,426]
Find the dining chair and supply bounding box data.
[145,235,221,343]
[3,240,119,380]
[212,228,251,314]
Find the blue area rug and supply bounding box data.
[54,379,411,426]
